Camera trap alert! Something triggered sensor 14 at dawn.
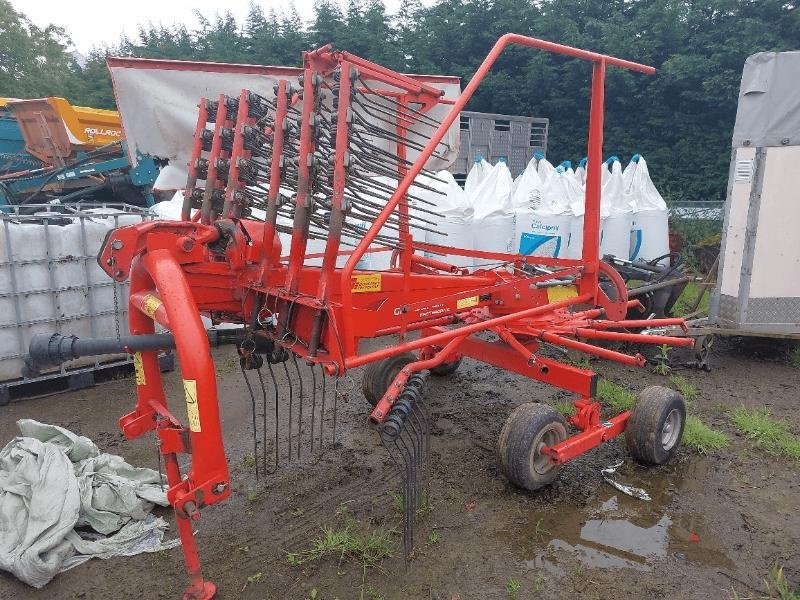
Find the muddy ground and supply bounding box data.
[1,338,798,600]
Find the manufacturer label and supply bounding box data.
[133,352,146,386]
[734,159,753,183]
[351,273,381,293]
[456,295,479,309]
[183,379,202,432]
[142,294,163,319]
[546,285,578,302]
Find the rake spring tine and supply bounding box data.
[282,359,294,462]
[395,430,417,557]
[310,364,317,454]
[266,361,280,472]
[400,423,420,512]
[319,368,327,449]
[332,375,339,444]
[292,353,304,460]
[240,362,259,483]
[255,367,274,477]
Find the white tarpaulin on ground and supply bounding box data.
[0,420,177,588]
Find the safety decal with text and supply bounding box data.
[142,294,163,319]
[546,285,579,303]
[456,295,480,310]
[133,352,146,386]
[183,379,202,432]
[351,273,382,293]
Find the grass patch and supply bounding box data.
[552,399,575,417]
[731,407,800,460]
[286,520,395,569]
[682,416,729,453]
[789,347,800,369]
[426,530,440,545]
[765,563,800,600]
[672,281,710,317]
[669,375,699,404]
[596,379,636,411]
[505,579,521,600]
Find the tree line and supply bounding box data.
[2,0,798,202]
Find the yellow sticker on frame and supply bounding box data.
[546,285,579,303]
[142,294,163,319]
[351,273,382,293]
[456,295,479,310]
[133,352,146,386]
[183,379,202,432]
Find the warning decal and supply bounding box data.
[142,294,163,319]
[546,285,579,303]
[351,273,382,293]
[183,379,202,432]
[133,352,146,386]
[456,295,480,310]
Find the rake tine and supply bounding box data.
[292,353,304,460]
[255,367,274,477]
[310,363,317,454]
[332,374,339,444]
[282,359,294,463]
[266,361,280,473]
[240,362,259,484]
[319,368,327,449]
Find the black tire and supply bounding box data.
[362,353,416,407]
[430,357,462,376]
[497,403,568,491]
[625,386,686,465]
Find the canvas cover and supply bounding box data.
[107,57,462,184]
[732,51,800,148]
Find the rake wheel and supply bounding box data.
[497,403,568,491]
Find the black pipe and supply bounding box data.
[26,327,256,370]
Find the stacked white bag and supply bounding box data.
[599,158,635,259]
[424,170,474,268]
[470,159,515,268]
[464,156,492,199]
[513,158,572,258]
[624,155,670,265]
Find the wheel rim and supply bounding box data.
[661,408,681,450]
[531,426,563,475]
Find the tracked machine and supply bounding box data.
[28,36,694,599]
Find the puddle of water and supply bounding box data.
[503,458,733,573]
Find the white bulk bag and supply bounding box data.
[599,159,635,259]
[464,157,492,199]
[575,158,587,186]
[626,156,670,265]
[471,160,514,268]
[566,164,610,259]
[513,162,571,258]
[425,171,474,268]
[537,156,556,184]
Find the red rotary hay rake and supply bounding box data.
[29,34,694,599]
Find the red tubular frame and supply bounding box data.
[98,36,690,599]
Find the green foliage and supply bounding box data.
[789,346,800,369]
[426,530,440,545]
[596,379,635,411]
[682,416,729,453]
[505,578,522,600]
[731,407,800,460]
[652,344,672,376]
[672,281,711,318]
[286,521,395,568]
[552,399,576,417]
[765,563,800,600]
[669,375,698,404]
[4,0,798,204]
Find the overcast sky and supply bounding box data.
[13,0,409,53]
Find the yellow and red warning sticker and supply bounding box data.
[183,379,202,432]
[351,273,382,293]
[456,295,479,310]
[141,294,163,319]
[546,285,579,303]
[133,352,146,386]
